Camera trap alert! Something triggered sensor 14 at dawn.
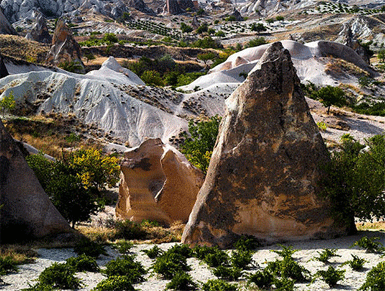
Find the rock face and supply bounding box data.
[46,19,85,73]
[182,42,349,248]
[0,54,8,78]
[127,0,155,15]
[0,118,71,242]
[0,8,17,35]
[165,0,194,14]
[341,24,371,65]
[26,14,52,44]
[116,138,204,225]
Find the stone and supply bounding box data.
[165,0,194,14]
[182,42,349,248]
[116,138,204,225]
[0,54,8,79]
[28,13,52,44]
[128,0,156,15]
[341,23,371,65]
[45,18,85,73]
[0,118,71,243]
[0,8,17,35]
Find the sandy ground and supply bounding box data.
[2,229,385,291]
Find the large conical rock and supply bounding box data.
[0,54,8,78]
[26,14,52,44]
[0,118,71,242]
[0,9,17,35]
[182,42,349,248]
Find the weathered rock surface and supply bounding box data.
[116,138,204,225]
[165,0,194,14]
[26,13,52,44]
[45,18,85,73]
[127,0,155,15]
[182,42,349,247]
[340,23,371,64]
[0,54,8,78]
[0,118,71,242]
[0,8,17,35]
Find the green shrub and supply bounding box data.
[0,256,18,275]
[230,250,253,269]
[113,220,147,240]
[65,254,100,272]
[74,238,107,258]
[36,263,81,289]
[233,236,260,252]
[191,36,222,49]
[312,248,340,263]
[351,236,385,253]
[274,277,295,291]
[142,245,164,259]
[152,252,191,279]
[103,255,146,283]
[314,266,345,287]
[201,248,229,268]
[266,257,310,282]
[247,269,274,289]
[212,266,242,281]
[168,244,194,258]
[246,37,267,48]
[0,91,16,117]
[342,254,367,271]
[165,271,198,290]
[92,275,136,291]
[271,245,298,259]
[202,279,238,291]
[311,85,346,114]
[359,261,385,290]
[141,70,164,86]
[113,240,134,255]
[22,283,55,291]
[317,121,327,132]
[353,101,385,116]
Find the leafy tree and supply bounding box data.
[180,116,221,173]
[311,85,346,114]
[27,149,119,227]
[246,37,267,48]
[102,33,118,44]
[141,70,164,86]
[0,91,16,117]
[320,134,385,232]
[196,23,209,34]
[215,30,225,37]
[180,22,193,33]
[250,23,267,33]
[378,49,385,63]
[197,52,217,67]
[59,60,83,73]
[276,15,284,21]
[192,36,222,49]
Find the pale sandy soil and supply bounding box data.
[2,229,385,291]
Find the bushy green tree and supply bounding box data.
[378,49,385,63]
[250,23,267,33]
[246,37,267,48]
[0,91,16,117]
[180,22,193,33]
[180,116,221,173]
[320,134,385,232]
[311,85,346,114]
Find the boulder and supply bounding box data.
[45,18,85,73]
[165,0,194,14]
[27,13,52,44]
[0,8,17,35]
[116,138,204,225]
[341,23,371,65]
[0,118,71,242]
[0,54,8,78]
[127,0,156,15]
[182,42,350,248]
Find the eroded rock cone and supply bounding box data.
[117,138,204,225]
[27,14,52,44]
[0,54,8,78]
[0,118,72,243]
[182,42,350,248]
[0,9,17,35]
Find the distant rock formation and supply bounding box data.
[182,42,350,247]
[0,118,72,243]
[0,54,8,78]
[0,8,17,35]
[26,14,52,44]
[340,23,371,65]
[116,138,204,225]
[46,19,85,73]
[165,0,195,14]
[228,8,244,21]
[127,0,156,15]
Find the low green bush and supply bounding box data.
[271,245,298,259]
[359,261,385,290]
[342,254,367,271]
[247,269,274,289]
[65,254,99,272]
[312,248,340,263]
[274,277,295,291]
[314,266,345,287]
[34,263,81,289]
[351,236,385,253]
[112,220,147,240]
[212,266,242,281]
[113,240,134,255]
[0,256,19,275]
[233,236,259,252]
[152,252,191,279]
[230,250,253,269]
[142,245,164,259]
[266,257,311,282]
[74,238,107,258]
[165,271,197,290]
[202,279,238,291]
[92,275,136,291]
[103,255,146,283]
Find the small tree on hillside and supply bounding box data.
[378,49,385,63]
[0,91,16,117]
[197,52,217,68]
[311,85,346,114]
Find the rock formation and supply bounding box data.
[45,18,85,73]
[127,0,156,15]
[0,8,17,35]
[0,54,8,78]
[165,0,195,14]
[0,118,71,242]
[341,24,371,65]
[182,42,349,247]
[116,138,204,225]
[26,14,52,44]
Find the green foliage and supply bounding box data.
[353,101,385,116]
[58,60,83,73]
[167,244,194,258]
[0,256,18,275]
[266,18,274,24]
[378,49,385,62]
[273,277,295,291]
[359,261,385,290]
[197,52,217,66]
[276,15,284,21]
[85,53,96,63]
[230,250,253,269]
[152,252,191,279]
[359,76,374,87]
[27,149,120,227]
[317,121,327,132]
[112,220,147,240]
[74,238,107,258]
[246,37,267,48]
[202,279,237,291]
[312,248,340,263]
[247,269,274,289]
[22,283,55,291]
[250,22,267,33]
[113,240,134,255]
[181,22,193,33]
[351,236,385,253]
[103,255,147,283]
[0,91,16,117]
[191,36,222,49]
[271,245,298,259]
[342,254,367,271]
[180,116,221,173]
[92,275,136,291]
[233,236,260,252]
[165,271,198,290]
[65,254,100,272]
[314,266,345,287]
[215,30,225,37]
[142,245,164,259]
[141,70,164,86]
[212,265,242,281]
[311,85,346,114]
[197,8,205,16]
[35,263,81,289]
[320,134,385,227]
[266,256,311,282]
[197,23,209,34]
[196,246,229,268]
